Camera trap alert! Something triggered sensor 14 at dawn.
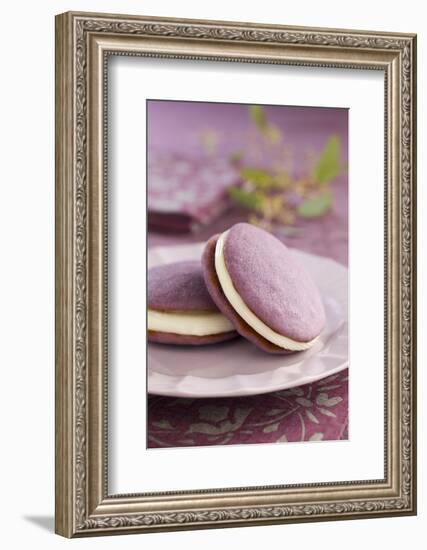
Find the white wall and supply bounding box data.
[0,1,424,548]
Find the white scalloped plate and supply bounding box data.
[148,242,348,398]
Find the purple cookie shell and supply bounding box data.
[223,223,325,342]
[202,235,289,354]
[148,260,217,312]
[148,330,237,346]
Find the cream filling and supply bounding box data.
[214,231,319,351]
[148,309,234,336]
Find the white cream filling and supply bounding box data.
[148,309,234,336]
[214,231,319,351]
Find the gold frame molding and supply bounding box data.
[55,11,417,538]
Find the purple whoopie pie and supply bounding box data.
[202,223,326,354]
[148,260,237,345]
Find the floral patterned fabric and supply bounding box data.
[148,370,348,447]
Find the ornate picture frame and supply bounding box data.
[55,11,417,537]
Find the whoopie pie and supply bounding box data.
[202,223,326,354]
[148,260,237,345]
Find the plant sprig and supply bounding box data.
[227,105,345,228]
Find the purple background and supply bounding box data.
[148,100,348,168]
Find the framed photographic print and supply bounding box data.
[55,11,417,537]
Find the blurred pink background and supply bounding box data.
[148,100,348,265]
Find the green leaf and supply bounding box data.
[240,167,274,189]
[313,135,341,184]
[228,186,264,210]
[297,191,333,218]
[249,105,267,129]
[240,167,289,190]
[249,105,284,144]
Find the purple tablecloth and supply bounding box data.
[147,101,348,448]
[148,370,348,447]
